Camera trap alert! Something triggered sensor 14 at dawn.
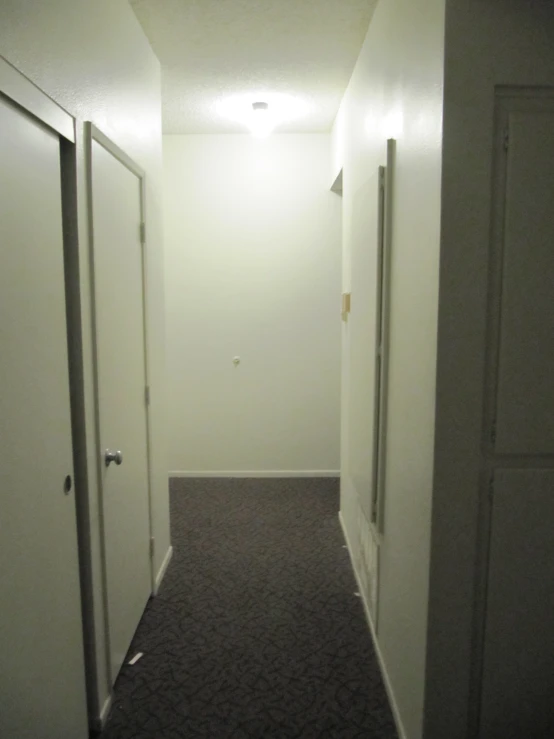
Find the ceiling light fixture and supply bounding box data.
[249,101,273,139]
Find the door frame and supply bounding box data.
[0,56,75,142]
[371,138,396,536]
[84,123,156,684]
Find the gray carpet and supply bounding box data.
[100,477,398,738]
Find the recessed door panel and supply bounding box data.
[495,107,554,454]
[480,469,554,738]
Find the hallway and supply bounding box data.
[100,479,397,738]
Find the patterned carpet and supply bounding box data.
[100,478,398,738]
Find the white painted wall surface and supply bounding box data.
[163,134,341,475]
[332,1,445,737]
[0,0,169,723]
[426,2,554,737]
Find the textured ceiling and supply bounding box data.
[130,0,377,133]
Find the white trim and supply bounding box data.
[91,694,112,733]
[339,511,407,739]
[100,694,113,727]
[0,55,74,141]
[153,546,173,595]
[89,123,145,179]
[169,470,340,479]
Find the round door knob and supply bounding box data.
[105,449,123,467]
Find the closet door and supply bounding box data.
[480,93,554,739]
[0,94,87,738]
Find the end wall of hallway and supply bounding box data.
[163,134,342,477]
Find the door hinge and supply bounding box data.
[145,385,150,406]
[490,420,496,445]
[503,126,509,152]
[139,222,146,244]
[149,537,155,559]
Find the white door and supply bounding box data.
[90,135,151,682]
[0,96,88,737]
[480,93,554,739]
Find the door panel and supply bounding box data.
[478,93,554,739]
[480,469,554,738]
[0,96,87,738]
[495,108,554,454]
[91,139,151,682]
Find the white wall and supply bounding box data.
[332,1,445,737]
[163,134,341,475]
[0,0,169,724]
[426,2,554,737]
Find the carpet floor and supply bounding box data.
[100,477,398,738]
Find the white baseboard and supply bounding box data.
[154,545,173,595]
[169,470,340,479]
[91,693,112,733]
[338,512,407,739]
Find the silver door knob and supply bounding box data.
[105,449,123,467]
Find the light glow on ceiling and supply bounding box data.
[215,93,309,136]
[250,102,273,138]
